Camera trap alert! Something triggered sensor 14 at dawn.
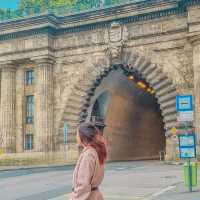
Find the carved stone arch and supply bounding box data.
[58,57,110,143]
[59,51,178,144]
[121,51,178,134]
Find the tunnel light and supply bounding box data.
[147,88,152,93]
[128,75,134,80]
[137,81,147,89]
[124,69,155,95]
[147,88,155,95]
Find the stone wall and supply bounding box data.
[0,0,200,164]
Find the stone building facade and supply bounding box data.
[0,0,200,164]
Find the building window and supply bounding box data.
[26,95,34,124]
[26,70,34,86]
[25,134,33,150]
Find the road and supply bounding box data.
[0,161,199,200]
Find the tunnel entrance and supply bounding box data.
[90,66,165,161]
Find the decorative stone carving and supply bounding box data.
[178,43,194,89]
[189,33,200,150]
[105,22,128,63]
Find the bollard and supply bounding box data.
[184,161,198,192]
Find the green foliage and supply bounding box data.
[18,0,76,10]
[17,0,105,14]
[17,0,128,12]
[0,0,133,22]
[0,8,13,21]
[50,0,76,8]
[0,8,6,18]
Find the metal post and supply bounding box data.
[188,159,193,192]
[64,122,68,162]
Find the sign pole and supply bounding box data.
[176,95,197,192]
[188,159,192,192]
[63,122,68,161]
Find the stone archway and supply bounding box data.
[59,51,178,159]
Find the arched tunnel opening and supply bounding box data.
[89,65,165,161]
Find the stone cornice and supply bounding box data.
[0,0,177,29]
[187,31,200,44]
[0,0,199,42]
[0,61,16,70]
[0,0,193,42]
[31,55,55,65]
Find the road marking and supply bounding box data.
[151,185,176,197]
[104,195,144,200]
[48,193,70,200]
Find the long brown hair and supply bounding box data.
[78,122,107,165]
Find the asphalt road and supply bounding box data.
[0,161,199,200]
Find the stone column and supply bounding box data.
[191,36,200,152]
[0,62,16,153]
[16,67,25,153]
[34,56,54,152]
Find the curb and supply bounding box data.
[0,163,76,172]
[164,161,184,165]
[164,161,200,166]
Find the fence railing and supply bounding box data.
[0,0,143,23]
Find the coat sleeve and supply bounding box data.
[71,152,96,200]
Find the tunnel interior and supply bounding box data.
[90,67,166,161]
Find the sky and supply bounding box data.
[0,0,19,10]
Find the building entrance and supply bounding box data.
[90,67,165,161]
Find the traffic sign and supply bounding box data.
[176,129,194,135]
[178,134,196,159]
[0,148,4,155]
[177,111,194,122]
[176,121,193,128]
[170,127,177,135]
[176,95,193,112]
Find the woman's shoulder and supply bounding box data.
[82,146,98,160]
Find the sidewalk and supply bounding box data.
[48,182,200,200]
[165,160,200,166]
[152,181,200,200]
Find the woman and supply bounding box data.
[70,122,107,200]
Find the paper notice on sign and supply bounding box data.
[178,134,196,159]
[177,111,194,122]
[180,147,196,158]
[179,135,195,146]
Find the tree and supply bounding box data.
[0,0,127,22]
[0,8,6,18]
[17,0,126,15]
[18,0,76,10]
[0,8,13,21]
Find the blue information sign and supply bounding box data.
[178,134,196,159]
[176,95,193,112]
